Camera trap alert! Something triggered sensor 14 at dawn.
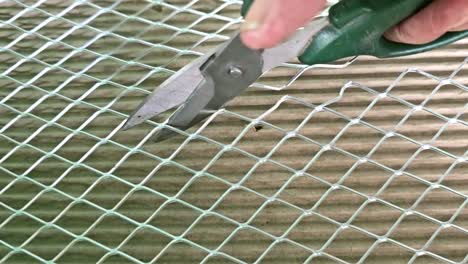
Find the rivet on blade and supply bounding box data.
[228,65,243,78]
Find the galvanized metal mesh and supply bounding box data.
[0,0,467,263]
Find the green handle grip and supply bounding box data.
[242,0,468,65]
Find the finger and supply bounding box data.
[451,21,468,31]
[240,0,326,49]
[385,0,468,44]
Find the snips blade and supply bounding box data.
[122,52,212,130]
[151,33,265,141]
[123,17,330,142]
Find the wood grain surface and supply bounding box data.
[0,1,467,263]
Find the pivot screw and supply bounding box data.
[228,65,243,78]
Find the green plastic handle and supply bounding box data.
[241,0,468,65]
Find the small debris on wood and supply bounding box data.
[254,124,264,132]
[153,5,163,12]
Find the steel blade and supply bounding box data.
[122,53,212,130]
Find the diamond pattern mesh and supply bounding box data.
[0,0,467,263]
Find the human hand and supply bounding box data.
[240,0,468,49]
[240,0,327,49]
[385,0,468,44]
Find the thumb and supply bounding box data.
[240,0,326,49]
[385,0,468,45]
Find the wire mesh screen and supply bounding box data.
[0,0,467,263]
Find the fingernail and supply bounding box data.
[240,0,269,32]
[241,21,261,32]
[383,27,403,43]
